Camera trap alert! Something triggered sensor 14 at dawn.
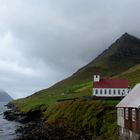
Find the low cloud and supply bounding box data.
[0,0,140,98]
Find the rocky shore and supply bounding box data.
[4,103,104,140]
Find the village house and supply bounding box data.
[93,73,130,97]
[116,84,140,140]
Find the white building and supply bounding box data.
[93,74,130,97]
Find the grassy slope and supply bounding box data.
[114,64,140,87]
[12,64,140,140]
[44,100,118,140]
[13,80,92,112]
[13,34,140,112]
[12,34,140,139]
[42,64,140,140]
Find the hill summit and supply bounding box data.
[49,32,140,91]
[76,32,140,76]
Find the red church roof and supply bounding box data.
[93,79,128,88]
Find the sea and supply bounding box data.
[0,102,21,140]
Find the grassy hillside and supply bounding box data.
[114,64,140,87]
[13,33,140,112]
[15,62,140,112]
[44,99,118,140]
[12,63,140,139]
[11,33,140,139]
[13,80,92,112]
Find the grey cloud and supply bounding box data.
[0,0,140,98]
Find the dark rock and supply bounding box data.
[4,110,20,121]
[14,120,99,140]
[5,103,16,109]
[4,108,104,140]
[4,108,42,123]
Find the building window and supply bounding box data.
[109,89,111,95]
[95,90,98,95]
[121,108,124,117]
[118,108,121,117]
[132,109,136,122]
[118,90,120,95]
[125,108,128,120]
[100,89,102,94]
[122,90,125,96]
[113,90,116,95]
[104,89,107,94]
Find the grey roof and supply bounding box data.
[116,84,140,108]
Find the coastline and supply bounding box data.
[4,103,104,140]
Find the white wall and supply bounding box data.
[117,108,124,128]
[93,88,129,97]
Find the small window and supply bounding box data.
[109,89,111,95]
[132,109,136,122]
[113,90,116,95]
[95,90,98,94]
[100,89,102,94]
[121,108,124,117]
[122,90,125,95]
[118,108,121,116]
[125,108,128,120]
[118,90,120,95]
[104,89,107,94]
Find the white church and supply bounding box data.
[93,73,130,97]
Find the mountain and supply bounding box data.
[76,32,140,75]
[11,33,140,140]
[0,90,13,102]
[12,32,140,111]
[13,33,140,108]
[47,32,140,89]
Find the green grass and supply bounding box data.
[13,81,92,112]
[11,34,140,139]
[44,99,119,140]
[13,63,140,113]
[11,63,140,139]
[114,64,140,87]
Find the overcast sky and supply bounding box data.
[0,0,140,99]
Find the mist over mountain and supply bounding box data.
[0,90,13,102]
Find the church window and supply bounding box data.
[109,89,111,95]
[104,89,107,94]
[95,90,98,94]
[113,90,116,95]
[100,89,102,94]
[118,90,120,95]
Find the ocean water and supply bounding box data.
[0,102,21,140]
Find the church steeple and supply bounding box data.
[93,74,100,82]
